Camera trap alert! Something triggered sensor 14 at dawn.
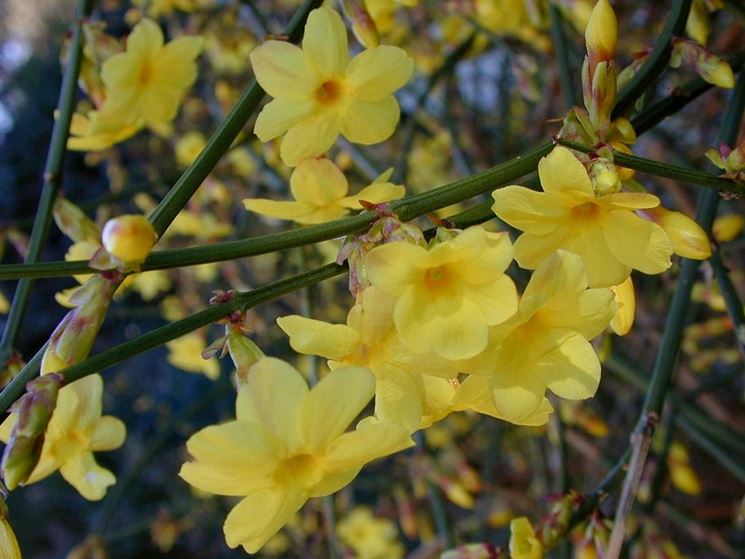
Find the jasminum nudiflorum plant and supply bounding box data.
[0,0,743,557]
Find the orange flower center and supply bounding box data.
[422,266,451,292]
[571,201,600,221]
[138,62,154,87]
[315,79,344,106]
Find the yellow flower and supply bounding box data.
[712,213,744,242]
[244,158,404,225]
[179,357,412,553]
[0,375,126,501]
[166,332,220,380]
[67,106,144,152]
[278,286,464,431]
[509,517,544,559]
[250,7,414,166]
[175,131,206,167]
[337,506,404,559]
[101,18,202,126]
[667,442,702,496]
[492,146,673,287]
[454,250,615,423]
[365,225,517,360]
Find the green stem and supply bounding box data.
[548,4,579,109]
[709,249,745,356]
[147,0,323,236]
[0,144,550,280]
[557,139,745,195]
[0,0,95,366]
[612,0,693,118]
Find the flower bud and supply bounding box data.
[646,208,711,260]
[43,276,117,374]
[101,215,157,264]
[585,0,617,64]
[53,198,100,243]
[1,373,63,490]
[589,158,622,195]
[712,214,744,243]
[227,332,265,387]
[509,517,543,559]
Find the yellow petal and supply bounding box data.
[340,96,399,145]
[243,358,308,449]
[224,488,308,553]
[366,242,424,297]
[302,7,349,78]
[604,192,660,209]
[488,360,548,422]
[291,158,348,203]
[656,209,711,259]
[610,276,636,335]
[373,366,424,431]
[466,276,518,326]
[347,45,414,101]
[534,331,601,400]
[538,146,593,196]
[127,18,164,58]
[181,421,278,496]
[509,517,544,559]
[89,416,126,451]
[59,452,116,501]
[324,418,413,472]
[299,366,375,451]
[280,112,341,166]
[565,230,631,287]
[254,97,315,142]
[277,315,360,360]
[513,231,567,270]
[243,198,313,221]
[340,182,405,208]
[249,41,316,99]
[491,186,565,235]
[604,211,673,275]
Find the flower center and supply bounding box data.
[571,201,600,221]
[422,266,452,292]
[314,79,344,106]
[137,62,154,87]
[274,453,323,488]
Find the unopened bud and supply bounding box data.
[227,332,265,387]
[671,38,734,89]
[101,215,157,265]
[343,0,380,48]
[585,0,617,64]
[509,517,543,559]
[646,207,711,260]
[43,276,116,374]
[712,214,744,243]
[53,198,100,243]
[589,158,622,195]
[2,373,63,490]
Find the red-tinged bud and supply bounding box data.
[670,38,734,89]
[2,373,63,490]
[585,0,617,70]
[227,332,265,388]
[42,276,117,374]
[341,0,380,48]
[101,215,157,266]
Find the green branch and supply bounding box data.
[613,0,693,118]
[0,0,95,367]
[558,139,745,195]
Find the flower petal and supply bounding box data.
[604,192,661,209]
[513,232,568,270]
[59,452,115,501]
[89,416,126,451]
[127,19,164,58]
[347,46,414,101]
[366,242,425,297]
[340,96,399,145]
[604,211,673,275]
[277,315,360,360]
[253,98,315,142]
[280,113,341,166]
[299,366,375,451]
[324,418,413,471]
[340,182,405,209]
[534,331,601,400]
[538,146,593,196]
[243,198,313,221]
[565,229,631,287]
[249,41,316,99]
[302,7,349,78]
[491,186,565,235]
[224,488,308,553]
[291,158,348,203]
